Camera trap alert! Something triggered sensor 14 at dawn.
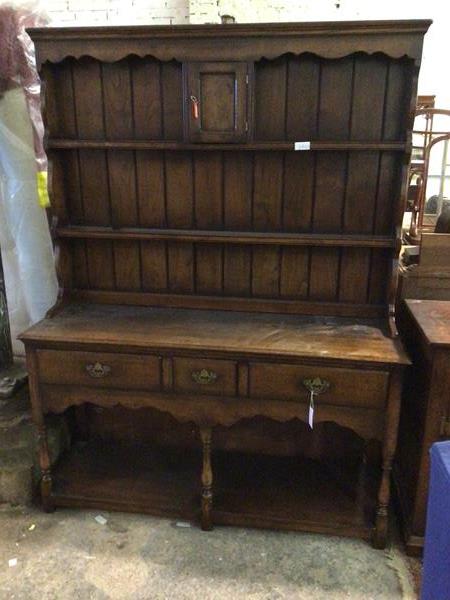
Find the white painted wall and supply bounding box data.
[41,0,450,105]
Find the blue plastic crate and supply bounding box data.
[421,441,450,600]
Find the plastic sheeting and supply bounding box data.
[0,2,57,355]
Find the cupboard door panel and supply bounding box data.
[184,62,250,143]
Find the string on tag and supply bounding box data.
[308,390,315,429]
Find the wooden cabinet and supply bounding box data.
[183,61,251,142]
[22,20,430,548]
[395,299,450,555]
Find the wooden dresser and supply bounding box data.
[395,299,450,555]
[21,20,429,548]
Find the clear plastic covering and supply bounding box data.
[0,2,57,355]
[0,1,48,180]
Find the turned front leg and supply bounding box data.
[373,369,402,549]
[37,422,54,512]
[27,349,54,513]
[200,426,213,531]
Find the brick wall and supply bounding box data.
[39,0,448,105]
[44,0,189,25]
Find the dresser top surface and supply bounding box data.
[20,304,409,366]
[405,299,450,348]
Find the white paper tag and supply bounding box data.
[175,521,191,528]
[95,515,107,525]
[8,558,17,568]
[294,141,311,151]
[308,391,315,429]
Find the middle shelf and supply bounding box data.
[55,226,396,248]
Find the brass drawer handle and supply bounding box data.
[302,377,330,396]
[191,369,218,385]
[302,378,330,430]
[86,362,111,378]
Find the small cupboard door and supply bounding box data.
[183,62,251,143]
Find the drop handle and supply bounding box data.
[190,95,200,120]
[302,378,330,396]
[191,369,217,385]
[86,362,111,378]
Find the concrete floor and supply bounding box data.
[0,505,418,600]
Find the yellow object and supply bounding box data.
[36,171,50,208]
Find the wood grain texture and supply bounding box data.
[24,22,425,545]
[395,300,450,555]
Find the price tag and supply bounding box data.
[308,390,315,429]
[294,141,311,151]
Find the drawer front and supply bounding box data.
[249,363,388,409]
[173,357,237,396]
[37,349,161,390]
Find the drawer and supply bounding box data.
[173,357,237,397]
[249,363,388,409]
[37,349,161,390]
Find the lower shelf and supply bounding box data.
[50,441,378,540]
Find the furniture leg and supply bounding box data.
[27,350,54,512]
[200,426,213,531]
[372,369,402,549]
[37,421,54,512]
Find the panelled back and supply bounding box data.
[43,47,415,317]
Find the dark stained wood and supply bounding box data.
[20,304,408,367]
[47,139,407,151]
[131,58,162,139]
[223,153,252,229]
[108,151,138,227]
[173,357,237,397]
[350,56,387,141]
[140,241,167,292]
[194,153,223,228]
[48,440,379,539]
[23,21,428,547]
[56,226,396,248]
[395,300,450,555]
[313,153,347,232]
[254,57,286,140]
[282,153,315,232]
[102,60,133,140]
[29,21,431,69]
[317,57,353,140]
[195,245,223,295]
[74,289,386,319]
[252,153,283,231]
[200,427,213,530]
[135,152,166,228]
[184,62,250,143]
[309,248,340,301]
[86,240,114,290]
[161,61,183,140]
[280,247,309,299]
[37,349,161,390]
[339,248,371,304]
[249,362,389,408]
[285,55,320,139]
[113,241,141,291]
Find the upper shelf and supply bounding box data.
[28,20,432,68]
[47,139,408,152]
[55,226,396,248]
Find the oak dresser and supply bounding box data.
[21,20,430,548]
